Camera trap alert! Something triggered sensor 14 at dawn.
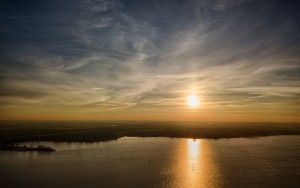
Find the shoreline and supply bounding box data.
[1,121,299,144]
[0,144,55,152]
[2,134,300,145]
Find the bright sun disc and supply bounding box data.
[187,95,200,107]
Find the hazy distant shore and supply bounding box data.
[0,144,55,152]
[0,121,299,143]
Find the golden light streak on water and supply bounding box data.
[171,138,222,188]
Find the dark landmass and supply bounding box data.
[0,144,55,152]
[0,121,299,143]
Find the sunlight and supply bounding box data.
[187,95,200,108]
[188,139,200,161]
[186,139,201,187]
[173,138,221,187]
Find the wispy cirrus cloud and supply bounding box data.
[0,0,299,121]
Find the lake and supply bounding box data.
[0,136,299,188]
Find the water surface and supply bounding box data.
[0,136,299,187]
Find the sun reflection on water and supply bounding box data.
[172,138,220,188]
[186,139,201,187]
[188,139,200,161]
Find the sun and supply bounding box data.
[187,95,200,108]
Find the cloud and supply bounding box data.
[0,0,299,120]
[0,86,50,98]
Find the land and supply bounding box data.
[0,144,55,152]
[0,121,299,144]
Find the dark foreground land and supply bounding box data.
[0,144,55,152]
[0,121,299,143]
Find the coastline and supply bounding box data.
[1,121,299,144]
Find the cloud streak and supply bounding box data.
[0,0,299,121]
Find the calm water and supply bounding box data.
[0,136,299,188]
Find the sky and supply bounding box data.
[0,0,299,122]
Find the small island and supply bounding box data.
[0,144,55,152]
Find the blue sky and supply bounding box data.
[0,0,299,121]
